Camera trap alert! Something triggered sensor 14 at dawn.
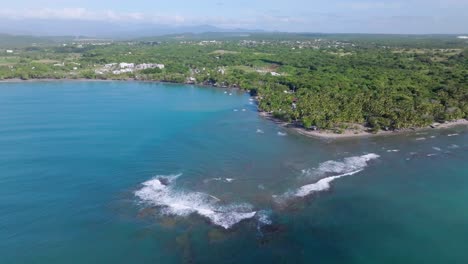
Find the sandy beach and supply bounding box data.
[259,111,467,139]
[1,78,466,140]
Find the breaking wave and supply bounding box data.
[135,174,256,229]
[294,170,363,197]
[301,153,380,179]
[275,154,380,202]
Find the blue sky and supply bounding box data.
[1,0,467,33]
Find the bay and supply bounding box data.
[0,81,467,264]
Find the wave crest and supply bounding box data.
[276,154,380,202]
[135,174,256,229]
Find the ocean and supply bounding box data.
[0,81,467,263]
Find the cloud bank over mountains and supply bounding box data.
[0,0,466,36]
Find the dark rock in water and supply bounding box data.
[208,229,230,244]
[261,224,286,234]
[159,177,170,186]
[137,207,157,218]
[159,217,178,229]
[258,224,287,245]
[176,233,195,264]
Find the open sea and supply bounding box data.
[0,81,467,264]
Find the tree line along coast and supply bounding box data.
[0,33,467,135]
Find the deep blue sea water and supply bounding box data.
[0,81,467,264]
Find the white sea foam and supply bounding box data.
[242,109,246,112]
[277,132,287,136]
[302,153,380,178]
[416,137,426,141]
[448,144,460,149]
[295,170,363,197]
[256,129,264,134]
[432,147,442,151]
[135,174,256,229]
[233,109,239,112]
[277,154,380,201]
[204,178,235,183]
[256,210,272,225]
[448,133,459,137]
[387,149,400,153]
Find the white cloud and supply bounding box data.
[336,1,403,10]
[0,4,464,33]
[0,7,307,29]
[0,8,178,23]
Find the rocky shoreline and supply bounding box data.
[1,78,466,140]
[259,112,467,139]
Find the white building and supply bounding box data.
[271,72,281,76]
[119,63,135,69]
[113,68,134,75]
[6,50,13,53]
[457,36,468,39]
[104,63,117,69]
[135,63,165,70]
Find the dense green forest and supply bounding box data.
[0,33,467,132]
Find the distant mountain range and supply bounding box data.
[0,19,264,39]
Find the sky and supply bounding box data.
[0,0,467,34]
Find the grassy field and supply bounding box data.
[0,56,20,66]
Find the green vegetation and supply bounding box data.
[0,33,467,131]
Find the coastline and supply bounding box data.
[259,112,467,139]
[0,77,242,91]
[2,78,466,139]
[0,78,119,83]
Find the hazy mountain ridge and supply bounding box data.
[0,19,264,39]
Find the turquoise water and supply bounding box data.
[0,81,467,264]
